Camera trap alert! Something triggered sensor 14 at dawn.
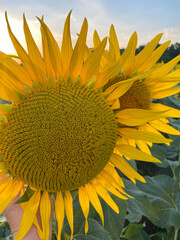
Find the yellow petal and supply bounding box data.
[0,80,22,102]
[0,170,7,181]
[116,109,168,126]
[93,40,133,90]
[5,12,40,84]
[15,190,40,240]
[85,183,104,226]
[0,180,22,214]
[98,171,132,198]
[23,14,47,84]
[133,33,163,72]
[0,66,25,95]
[64,191,74,240]
[93,30,101,48]
[115,144,161,162]
[80,37,107,85]
[106,80,134,101]
[151,103,180,118]
[118,128,172,144]
[92,179,119,213]
[69,18,88,83]
[0,176,11,192]
[98,171,124,195]
[136,140,151,155]
[40,17,55,81]
[61,11,73,80]
[84,45,92,61]
[140,123,169,145]
[109,25,120,60]
[109,38,116,63]
[97,177,128,200]
[151,87,180,99]
[55,192,65,240]
[123,32,137,76]
[148,79,179,92]
[102,74,143,97]
[110,153,146,182]
[111,98,120,109]
[164,67,180,77]
[138,41,171,74]
[38,18,62,81]
[79,186,90,234]
[0,51,32,88]
[0,162,5,170]
[40,191,51,240]
[149,119,180,135]
[145,55,180,83]
[19,188,43,239]
[103,163,125,187]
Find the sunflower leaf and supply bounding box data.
[124,179,158,222]
[75,218,112,240]
[15,187,35,204]
[100,195,127,240]
[120,223,151,240]
[137,175,180,229]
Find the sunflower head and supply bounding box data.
[1,83,117,192]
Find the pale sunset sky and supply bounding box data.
[0,0,179,55]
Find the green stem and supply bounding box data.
[174,228,179,240]
[167,226,173,240]
[170,163,177,182]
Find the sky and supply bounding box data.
[0,0,179,55]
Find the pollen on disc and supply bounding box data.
[0,83,117,192]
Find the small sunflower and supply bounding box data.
[0,12,169,240]
[93,26,180,155]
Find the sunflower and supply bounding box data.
[0,12,169,240]
[92,26,180,155]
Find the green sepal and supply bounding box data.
[0,104,12,112]
[15,186,35,204]
[0,115,4,122]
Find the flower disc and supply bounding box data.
[1,83,117,192]
[119,80,151,110]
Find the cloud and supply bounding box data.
[163,27,180,43]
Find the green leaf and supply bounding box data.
[101,195,127,240]
[170,119,180,128]
[75,218,112,240]
[0,222,12,239]
[73,235,98,240]
[175,166,180,184]
[120,223,151,240]
[137,175,180,228]
[63,195,99,236]
[124,179,158,222]
[0,214,5,222]
[15,186,35,204]
[168,95,180,106]
[151,231,167,240]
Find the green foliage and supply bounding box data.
[120,223,151,240]
[0,215,12,240]
[15,186,35,204]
